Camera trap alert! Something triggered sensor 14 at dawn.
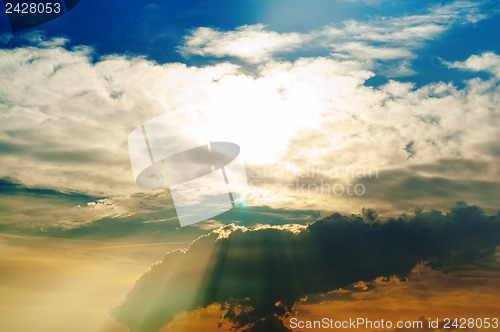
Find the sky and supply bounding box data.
[0,0,499,331]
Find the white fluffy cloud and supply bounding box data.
[179,0,488,64]
[0,25,499,220]
[0,41,239,196]
[444,52,500,78]
[179,24,305,63]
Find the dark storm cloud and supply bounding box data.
[408,158,494,177]
[0,140,27,154]
[359,166,500,213]
[0,177,97,203]
[113,202,500,332]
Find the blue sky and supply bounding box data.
[1,0,499,87]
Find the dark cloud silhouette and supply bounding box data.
[404,141,416,159]
[0,177,96,202]
[113,202,500,332]
[0,177,100,223]
[360,168,500,213]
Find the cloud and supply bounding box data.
[0,179,321,242]
[329,42,416,60]
[1,3,498,332]
[0,36,239,198]
[179,24,305,63]
[0,31,499,226]
[444,51,500,78]
[243,72,500,213]
[192,219,226,230]
[404,141,417,159]
[18,31,70,47]
[293,264,500,332]
[0,177,175,235]
[156,265,500,331]
[0,177,101,226]
[112,202,500,332]
[358,165,500,213]
[179,1,490,64]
